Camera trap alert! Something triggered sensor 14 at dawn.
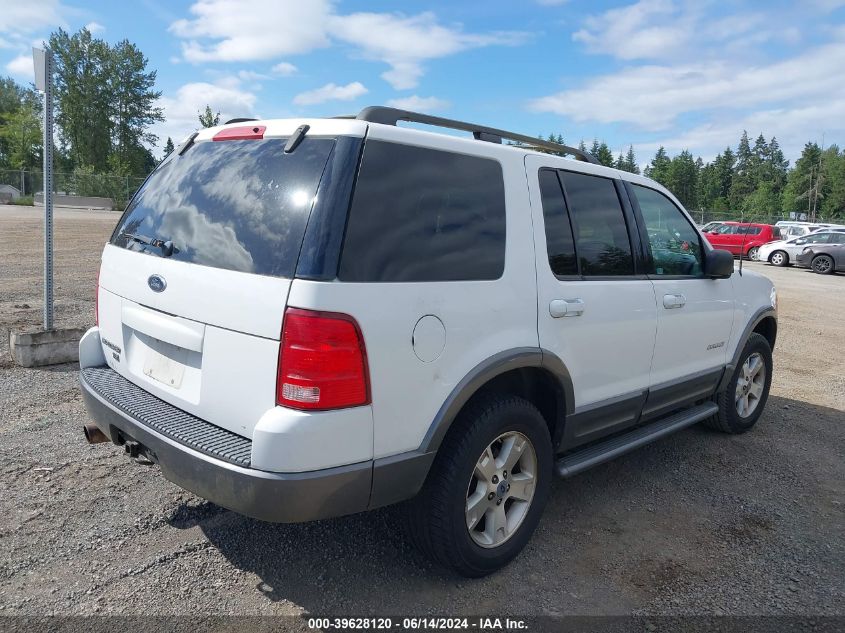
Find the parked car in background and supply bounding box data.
[796,239,845,274]
[704,222,782,260]
[758,231,845,267]
[700,221,726,233]
[776,221,845,238]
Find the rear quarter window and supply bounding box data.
[111,137,335,278]
[338,140,506,282]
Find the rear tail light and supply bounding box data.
[276,308,370,410]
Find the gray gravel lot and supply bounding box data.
[1,204,843,618]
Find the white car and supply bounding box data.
[79,107,777,577]
[758,231,845,267]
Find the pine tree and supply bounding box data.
[163,137,175,156]
[666,150,698,209]
[624,145,639,174]
[644,147,671,185]
[595,142,614,167]
[730,131,757,210]
[198,105,220,128]
[614,150,625,171]
[782,142,823,218]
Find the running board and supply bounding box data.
[555,402,718,478]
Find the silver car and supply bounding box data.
[758,231,845,267]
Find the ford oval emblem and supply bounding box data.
[147,275,166,293]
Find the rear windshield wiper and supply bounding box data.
[121,232,178,257]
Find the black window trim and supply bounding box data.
[540,167,648,282]
[622,180,709,281]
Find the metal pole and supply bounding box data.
[42,51,54,330]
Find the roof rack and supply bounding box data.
[224,117,258,124]
[356,106,599,165]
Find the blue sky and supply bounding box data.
[2,0,844,164]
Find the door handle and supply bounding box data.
[550,298,585,318]
[663,293,686,309]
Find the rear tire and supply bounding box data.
[406,394,552,577]
[769,250,788,267]
[707,333,772,434]
[746,246,760,261]
[812,254,835,275]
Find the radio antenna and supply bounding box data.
[739,210,746,276]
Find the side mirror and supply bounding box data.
[705,248,734,279]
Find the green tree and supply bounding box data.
[730,131,758,209]
[49,27,114,171]
[163,136,175,156]
[109,39,163,174]
[0,103,42,170]
[666,150,698,209]
[783,142,823,218]
[624,145,639,174]
[819,146,845,220]
[198,105,220,128]
[644,146,671,185]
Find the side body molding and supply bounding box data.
[368,347,574,510]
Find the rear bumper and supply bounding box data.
[79,368,373,523]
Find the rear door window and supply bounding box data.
[558,171,635,276]
[538,169,578,276]
[111,138,335,278]
[339,141,506,282]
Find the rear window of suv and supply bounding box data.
[338,140,506,282]
[111,137,335,278]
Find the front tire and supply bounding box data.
[707,333,772,434]
[769,250,788,267]
[812,254,835,275]
[406,394,552,577]
[746,246,760,261]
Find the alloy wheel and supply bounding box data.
[465,431,537,548]
[735,352,766,418]
[813,256,832,274]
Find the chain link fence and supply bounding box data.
[0,169,147,210]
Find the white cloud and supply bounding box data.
[169,2,527,89]
[386,95,449,113]
[572,0,693,60]
[292,81,367,106]
[529,38,845,131]
[152,79,258,151]
[271,62,297,76]
[85,21,105,33]
[638,98,845,164]
[0,1,69,34]
[169,0,332,62]
[328,12,527,89]
[6,54,34,79]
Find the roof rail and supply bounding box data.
[224,117,258,124]
[356,106,599,165]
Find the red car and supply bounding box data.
[703,222,782,260]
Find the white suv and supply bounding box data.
[79,107,777,577]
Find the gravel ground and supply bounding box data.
[0,204,843,618]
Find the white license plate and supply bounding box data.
[142,341,188,388]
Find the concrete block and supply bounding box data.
[9,327,88,367]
